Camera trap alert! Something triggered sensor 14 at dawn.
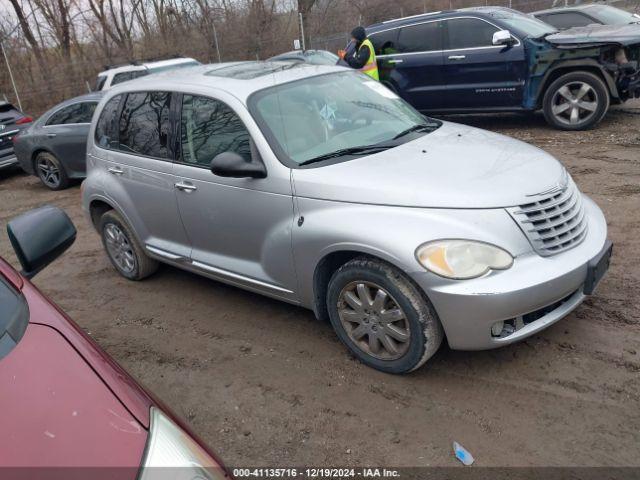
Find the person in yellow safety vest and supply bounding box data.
[338,26,379,81]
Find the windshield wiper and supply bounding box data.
[392,123,435,140]
[298,145,392,166]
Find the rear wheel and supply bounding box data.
[542,71,609,131]
[35,152,69,190]
[326,257,443,374]
[99,210,158,280]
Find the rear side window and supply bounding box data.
[445,18,499,50]
[95,76,107,91]
[95,95,123,149]
[539,12,597,29]
[0,278,28,361]
[111,70,149,86]
[398,21,442,53]
[180,94,251,167]
[119,92,171,159]
[370,29,399,56]
[47,102,97,126]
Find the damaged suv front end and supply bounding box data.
[531,24,640,105]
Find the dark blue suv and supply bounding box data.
[367,7,640,130]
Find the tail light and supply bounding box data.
[16,116,33,125]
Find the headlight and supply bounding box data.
[139,407,227,480]
[415,240,513,279]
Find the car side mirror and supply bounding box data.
[7,205,76,279]
[210,151,267,179]
[493,30,514,46]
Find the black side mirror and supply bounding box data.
[210,151,267,179]
[7,205,76,279]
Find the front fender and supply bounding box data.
[292,197,532,310]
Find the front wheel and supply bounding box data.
[542,71,609,131]
[326,257,443,374]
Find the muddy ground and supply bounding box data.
[1,102,639,469]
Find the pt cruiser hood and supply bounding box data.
[292,121,564,209]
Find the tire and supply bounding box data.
[35,151,69,190]
[326,257,443,374]
[99,210,158,280]
[542,71,609,131]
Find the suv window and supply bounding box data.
[119,92,171,159]
[180,94,251,167]
[539,12,597,29]
[398,21,442,53]
[445,17,499,50]
[0,277,28,361]
[95,95,123,149]
[111,70,149,86]
[370,29,400,56]
[96,75,107,91]
[47,102,97,126]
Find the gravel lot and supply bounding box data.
[1,103,639,468]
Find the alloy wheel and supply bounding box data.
[104,223,136,274]
[337,281,411,360]
[37,157,61,188]
[551,81,599,127]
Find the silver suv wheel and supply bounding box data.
[327,257,444,374]
[337,281,410,360]
[104,223,136,274]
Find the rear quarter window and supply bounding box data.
[95,95,123,149]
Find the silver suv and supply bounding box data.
[82,62,612,374]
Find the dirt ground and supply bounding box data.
[1,102,639,469]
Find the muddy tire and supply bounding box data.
[35,151,69,190]
[326,257,443,374]
[99,210,158,280]
[543,71,609,131]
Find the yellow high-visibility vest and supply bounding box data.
[358,38,379,81]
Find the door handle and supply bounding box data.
[107,166,124,175]
[448,55,466,60]
[387,59,404,64]
[174,181,197,192]
[46,133,57,138]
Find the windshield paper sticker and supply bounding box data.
[364,81,399,99]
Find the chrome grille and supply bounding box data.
[508,177,588,257]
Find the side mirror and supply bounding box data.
[7,205,76,279]
[493,30,514,46]
[210,151,267,179]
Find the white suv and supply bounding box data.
[95,57,200,91]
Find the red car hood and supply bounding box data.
[0,323,147,468]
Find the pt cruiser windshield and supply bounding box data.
[249,72,441,166]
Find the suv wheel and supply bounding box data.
[326,257,443,374]
[35,152,69,190]
[99,210,158,280]
[543,71,609,131]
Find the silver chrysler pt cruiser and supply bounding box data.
[82,62,612,374]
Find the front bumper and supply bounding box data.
[413,195,609,350]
